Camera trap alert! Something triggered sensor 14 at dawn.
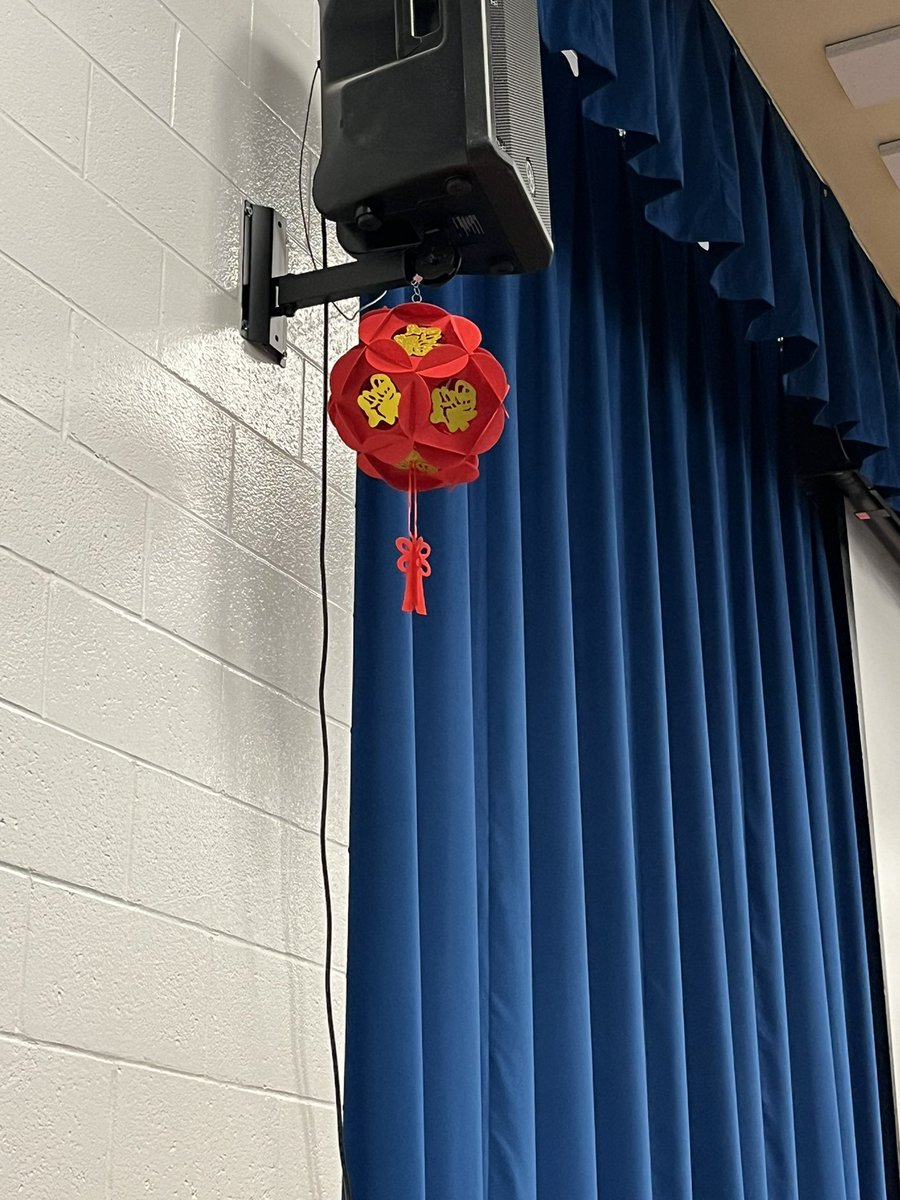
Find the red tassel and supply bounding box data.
[395,535,431,614]
[396,469,431,614]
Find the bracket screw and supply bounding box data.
[355,203,382,233]
[244,201,253,216]
[241,319,249,331]
[445,176,471,197]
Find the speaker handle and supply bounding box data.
[396,0,442,58]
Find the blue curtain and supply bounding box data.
[343,33,897,1200]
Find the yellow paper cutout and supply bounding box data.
[393,325,442,357]
[430,380,478,433]
[358,374,401,427]
[396,449,437,474]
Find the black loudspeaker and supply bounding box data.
[314,0,553,277]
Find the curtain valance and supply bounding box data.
[539,0,900,505]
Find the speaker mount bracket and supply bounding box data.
[240,201,460,366]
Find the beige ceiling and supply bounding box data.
[710,0,900,304]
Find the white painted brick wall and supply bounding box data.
[0,0,356,1195]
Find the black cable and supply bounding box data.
[299,63,355,323]
[318,216,353,1200]
[298,62,320,269]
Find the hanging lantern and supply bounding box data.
[328,301,509,615]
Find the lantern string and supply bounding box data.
[409,469,418,539]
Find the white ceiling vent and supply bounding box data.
[827,26,900,109]
[880,140,900,189]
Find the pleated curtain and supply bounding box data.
[342,23,899,1200]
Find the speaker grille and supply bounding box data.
[487,0,551,235]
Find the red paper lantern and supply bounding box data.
[328,302,509,614]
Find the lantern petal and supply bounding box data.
[448,314,483,352]
[390,302,449,327]
[366,338,415,373]
[359,307,396,344]
[410,440,473,470]
[404,375,433,436]
[356,454,403,485]
[415,343,471,377]
[469,405,506,455]
[328,400,395,457]
[439,456,481,487]
[361,430,471,474]
[462,354,508,414]
[471,348,510,400]
[358,453,449,491]
[327,399,365,452]
[328,345,367,399]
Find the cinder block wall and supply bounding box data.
[0,1,358,1195]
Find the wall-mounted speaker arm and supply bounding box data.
[275,243,459,314]
[240,200,460,366]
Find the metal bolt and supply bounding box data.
[445,176,471,197]
[244,201,253,216]
[355,203,382,233]
[280,353,288,368]
[241,319,249,331]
